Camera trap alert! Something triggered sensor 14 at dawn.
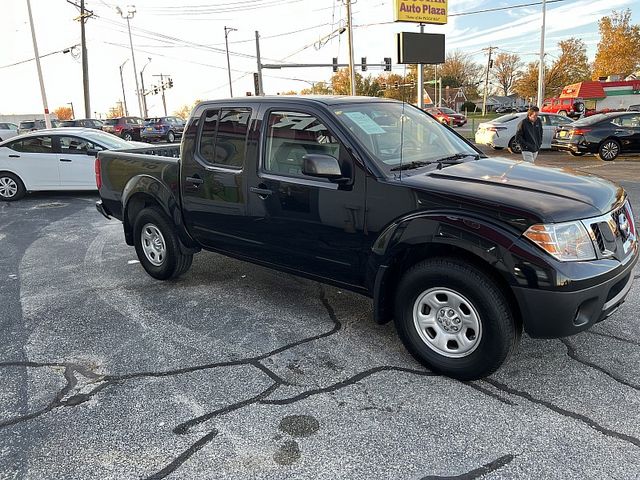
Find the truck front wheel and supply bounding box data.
[133,207,193,280]
[394,258,520,380]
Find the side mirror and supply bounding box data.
[86,148,99,157]
[302,154,346,182]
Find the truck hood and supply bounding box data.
[398,157,624,226]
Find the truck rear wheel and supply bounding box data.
[133,207,193,280]
[394,258,520,380]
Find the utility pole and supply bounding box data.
[345,0,356,95]
[153,74,169,116]
[255,31,264,96]
[482,46,495,116]
[26,0,51,128]
[140,57,151,117]
[417,23,424,108]
[67,102,75,119]
[117,5,142,117]
[224,26,237,97]
[79,0,91,118]
[119,59,129,116]
[537,0,547,107]
[434,64,438,107]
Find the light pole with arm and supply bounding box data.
[119,58,129,116]
[224,26,237,97]
[117,5,142,117]
[140,57,152,118]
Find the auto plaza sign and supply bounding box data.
[394,0,448,24]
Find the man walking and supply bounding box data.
[515,106,543,163]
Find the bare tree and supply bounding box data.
[492,52,523,96]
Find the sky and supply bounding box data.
[1,0,638,118]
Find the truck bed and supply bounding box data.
[97,145,181,222]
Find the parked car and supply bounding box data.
[0,122,19,142]
[425,107,467,127]
[102,117,144,141]
[18,119,46,134]
[60,118,104,129]
[541,97,585,118]
[95,96,637,380]
[495,106,516,114]
[475,112,574,153]
[0,128,149,201]
[140,116,185,143]
[551,111,640,160]
[628,104,640,112]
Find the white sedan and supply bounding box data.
[475,112,574,153]
[0,122,19,142]
[0,128,148,201]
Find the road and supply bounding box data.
[1,150,639,479]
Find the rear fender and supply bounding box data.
[122,175,199,253]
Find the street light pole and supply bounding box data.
[417,23,424,108]
[25,0,51,128]
[140,57,151,118]
[117,5,142,117]
[537,0,547,107]
[119,59,129,116]
[67,102,75,119]
[345,0,356,95]
[224,26,237,97]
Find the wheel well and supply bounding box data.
[0,170,25,186]
[123,193,163,245]
[376,244,522,331]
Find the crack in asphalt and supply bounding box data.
[586,329,640,347]
[484,378,640,448]
[464,381,517,406]
[421,453,516,479]
[560,338,640,391]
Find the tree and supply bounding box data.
[300,81,332,95]
[492,53,523,96]
[545,38,591,96]
[377,72,416,102]
[173,99,202,120]
[593,9,640,79]
[330,69,382,97]
[54,106,73,120]
[437,50,483,88]
[107,102,125,119]
[513,62,540,100]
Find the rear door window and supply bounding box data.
[197,108,251,168]
[10,136,53,153]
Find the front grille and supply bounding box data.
[591,224,606,253]
[584,200,637,258]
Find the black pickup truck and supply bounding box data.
[96,96,638,380]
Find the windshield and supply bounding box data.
[333,102,478,174]
[84,130,134,149]
[440,107,457,114]
[573,114,607,126]
[493,114,520,123]
[103,119,118,125]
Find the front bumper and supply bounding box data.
[512,251,638,338]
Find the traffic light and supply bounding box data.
[168,78,174,88]
[253,73,260,96]
[153,86,159,95]
[332,57,338,73]
[394,81,399,89]
[489,60,493,68]
[384,57,392,71]
[381,83,387,90]
[361,57,367,72]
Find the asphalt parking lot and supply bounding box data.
[1,150,639,479]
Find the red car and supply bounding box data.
[101,116,144,141]
[426,107,467,127]
[541,97,585,118]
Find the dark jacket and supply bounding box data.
[515,117,543,152]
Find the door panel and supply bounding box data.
[540,115,555,148]
[181,107,255,255]
[5,136,59,188]
[246,108,366,286]
[56,136,99,188]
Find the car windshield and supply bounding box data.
[103,119,117,125]
[440,108,457,114]
[333,102,479,174]
[84,130,134,149]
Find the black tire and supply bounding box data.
[491,146,504,150]
[394,257,520,380]
[167,131,176,143]
[508,136,522,154]
[569,151,585,157]
[596,139,620,161]
[133,207,193,280]
[123,132,133,142]
[0,172,26,201]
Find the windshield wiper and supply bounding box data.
[435,153,480,163]
[390,161,431,171]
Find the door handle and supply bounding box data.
[250,186,273,198]
[59,158,72,162]
[186,176,204,185]
[8,154,19,158]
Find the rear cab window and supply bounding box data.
[196,108,251,169]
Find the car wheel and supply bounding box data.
[133,207,193,280]
[123,132,133,142]
[508,136,522,154]
[394,258,520,380]
[558,110,568,116]
[569,151,585,157]
[596,139,620,161]
[167,131,175,143]
[0,172,26,201]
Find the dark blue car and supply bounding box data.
[141,116,185,143]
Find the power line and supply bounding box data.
[0,45,79,69]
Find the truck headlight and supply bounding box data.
[524,221,596,261]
